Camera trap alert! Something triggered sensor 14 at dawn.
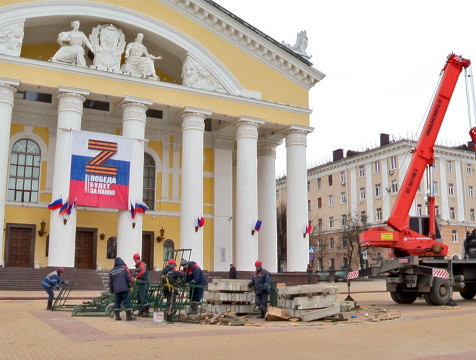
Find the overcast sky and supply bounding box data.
[217,0,476,176]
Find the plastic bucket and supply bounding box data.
[153,311,164,322]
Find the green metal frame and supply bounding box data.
[51,281,76,311]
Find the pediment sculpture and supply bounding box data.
[282,30,311,60]
[50,21,92,67]
[181,55,226,93]
[89,24,126,72]
[0,20,24,57]
[120,33,161,79]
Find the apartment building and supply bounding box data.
[277,133,476,271]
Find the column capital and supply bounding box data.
[58,86,89,97]
[122,102,148,124]
[57,92,87,115]
[122,95,153,107]
[0,81,18,106]
[181,106,212,118]
[181,108,210,131]
[258,139,281,158]
[235,117,265,140]
[284,125,313,147]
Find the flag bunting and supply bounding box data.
[48,196,63,210]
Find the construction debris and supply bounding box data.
[204,279,255,314]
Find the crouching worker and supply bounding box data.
[181,259,207,314]
[109,257,135,321]
[162,259,184,322]
[133,253,150,317]
[248,260,271,318]
[42,267,65,310]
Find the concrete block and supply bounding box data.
[204,291,255,303]
[205,303,256,314]
[278,284,338,298]
[207,279,251,293]
[340,301,355,312]
[277,294,337,310]
[285,303,341,321]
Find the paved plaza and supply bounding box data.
[1,280,476,360]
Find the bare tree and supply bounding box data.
[342,211,373,271]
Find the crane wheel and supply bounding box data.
[390,287,417,304]
[429,278,451,305]
[423,292,435,305]
[460,285,476,300]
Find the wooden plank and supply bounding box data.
[265,306,290,321]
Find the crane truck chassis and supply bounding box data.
[351,54,476,305]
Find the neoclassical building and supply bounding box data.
[0,0,324,271]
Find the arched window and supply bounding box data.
[8,139,41,203]
[143,153,155,210]
[163,239,174,261]
[107,237,117,259]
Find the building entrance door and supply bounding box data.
[75,228,97,269]
[142,231,154,270]
[5,224,35,267]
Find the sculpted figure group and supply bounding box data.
[50,21,161,79]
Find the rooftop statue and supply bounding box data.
[282,30,311,60]
[89,24,126,72]
[121,33,161,79]
[50,21,92,67]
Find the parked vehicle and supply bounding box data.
[334,270,347,282]
[317,271,330,282]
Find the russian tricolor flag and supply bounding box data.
[197,216,205,228]
[130,202,136,219]
[67,198,77,215]
[59,199,69,215]
[48,196,63,210]
[254,220,262,232]
[306,224,312,234]
[135,201,148,214]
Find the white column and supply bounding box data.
[48,87,89,267]
[117,97,152,268]
[180,107,211,266]
[258,140,280,273]
[235,117,265,271]
[160,134,170,202]
[0,79,19,267]
[285,126,312,272]
[213,135,234,271]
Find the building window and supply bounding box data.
[359,165,365,177]
[374,161,380,174]
[15,90,52,103]
[340,171,346,184]
[106,237,117,259]
[341,258,348,270]
[360,187,366,200]
[448,183,454,196]
[390,157,397,170]
[375,183,381,198]
[318,218,323,230]
[447,160,452,172]
[417,204,422,216]
[470,186,474,198]
[317,197,322,208]
[163,239,174,261]
[341,192,346,204]
[467,164,472,175]
[450,207,455,220]
[433,181,439,195]
[143,153,156,210]
[471,209,475,221]
[317,178,322,189]
[328,175,333,186]
[376,208,382,221]
[329,195,333,206]
[360,211,367,224]
[317,258,323,271]
[329,259,335,270]
[329,216,334,228]
[341,236,348,247]
[308,200,311,211]
[391,180,398,194]
[318,239,322,251]
[8,139,41,203]
[307,181,310,192]
[329,238,334,249]
[341,214,347,227]
[452,230,458,243]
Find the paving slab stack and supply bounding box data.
[204,279,256,314]
[277,284,341,321]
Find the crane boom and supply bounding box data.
[360,54,471,257]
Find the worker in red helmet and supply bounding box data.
[248,260,271,318]
[162,258,184,322]
[41,267,65,310]
[133,253,150,317]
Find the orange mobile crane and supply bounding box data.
[353,54,476,305]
